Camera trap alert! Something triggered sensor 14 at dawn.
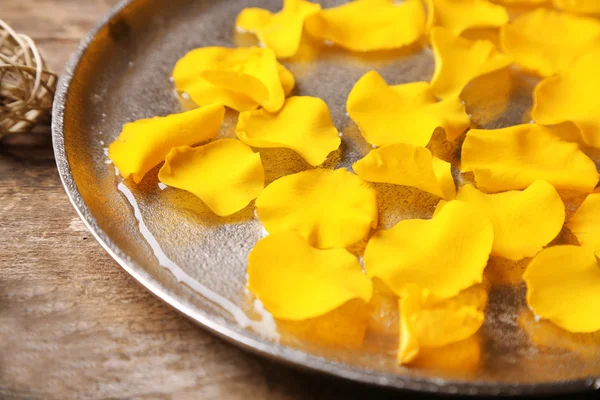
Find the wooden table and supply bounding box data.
[0,1,598,399]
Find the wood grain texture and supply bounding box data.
[1,2,598,399]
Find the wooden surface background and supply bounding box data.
[0,1,597,399]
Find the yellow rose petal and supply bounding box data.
[553,0,600,15]
[500,9,600,78]
[278,65,296,95]
[279,299,371,348]
[236,8,272,33]
[461,124,599,193]
[199,47,287,112]
[173,47,257,111]
[346,71,470,146]
[398,284,484,364]
[304,0,426,52]
[353,143,456,200]
[109,104,225,184]
[365,200,493,298]
[567,193,600,257]
[158,139,264,216]
[256,168,378,249]
[410,336,481,372]
[455,182,565,261]
[430,27,511,100]
[367,280,399,336]
[172,47,294,112]
[524,245,600,333]
[236,0,321,58]
[428,0,509,36]
[247,231,373,320]
[533,51,600,149]
[236,96,340,166]
[495,0,547,3]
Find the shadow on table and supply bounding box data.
[0,125,55,164]
[0,126,59,186]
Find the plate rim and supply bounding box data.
[50,0,600,395]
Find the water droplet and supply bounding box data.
[260,226,269,237]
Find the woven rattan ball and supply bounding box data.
[0,19,57,138]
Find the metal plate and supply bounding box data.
[52,0,600,395]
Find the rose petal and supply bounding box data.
[109,104,225,184]
[353,143,456,200]
[365,200,493,298]
[304,0,426,52]
[532,51,600,149]
[398,284,485,364]
[553,0,600,15]
[409,336,482,371]
[158,139,264,216]
[256,168,378,249]
[427,0,509,36]
[199,47,288,112]
[172,47,294,112]
[247,231,373,320]
[279,299,371,347]
[236,0,321,58]
[495,0,547,3]
[236,96,340,166]
[567,193,600,257]
[455,181,565,260]
[430,27,511,100]
[346,71,470,146]
[236,8,272,33]
[367,280,399,336]
[501,9,600,77]
[524,245,600,333]
[461,123,599,193]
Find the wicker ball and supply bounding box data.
[0,19,57,138]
